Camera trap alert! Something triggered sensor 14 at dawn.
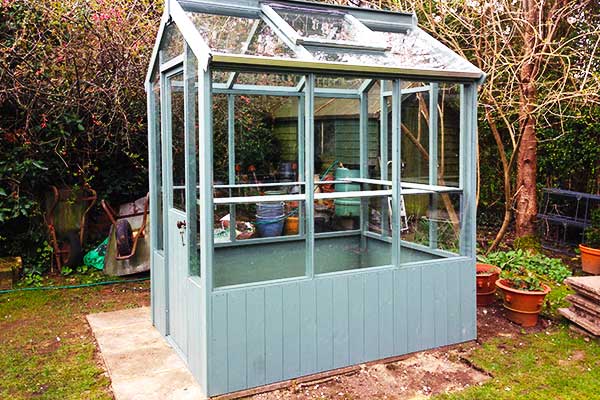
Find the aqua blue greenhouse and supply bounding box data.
[146,0,484,397]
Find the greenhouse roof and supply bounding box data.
[151,0,485,81]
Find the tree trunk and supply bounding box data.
[515,0,539,238]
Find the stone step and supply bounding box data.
[565,276,600,301]
[559,307,600,336]
[566,294,600,320]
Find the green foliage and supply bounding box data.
[0,0,159,271]
[583,208,600,248]
[501,266,544,292]
[479,249,572,283]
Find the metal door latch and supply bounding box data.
[177,220,186,246]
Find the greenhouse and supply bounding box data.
[146,0,484,397]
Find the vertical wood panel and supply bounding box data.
[211,293,228,395]
[434,265,448,347]
[364,273,379,360]
[282,283,301,380]
[446,265,461,344]
[316,279,334,372]
[378,270,394,358]
[265,286,283,383]
[227,291,247,392]
[406,267,422,352]
[300,281,317,375]
[420,265,435,349]
[186,280,203,382]
[460,262,477,341]
[394,268,408,355]
[348,274,365,364]
[246,288,266,388]
[332,276,349,369]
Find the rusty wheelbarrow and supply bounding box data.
[100,194,150,276]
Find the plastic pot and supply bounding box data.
[476,263,501,306]
[284,216,299,235]
[495,279,551,327]
[579,244,600,275]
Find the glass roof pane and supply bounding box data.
[315,76,365,90]
[186,12,297,58]
[307,28,480,73]
[268,3,382,49]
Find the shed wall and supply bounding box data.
[208,257,475,396]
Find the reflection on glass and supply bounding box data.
[169,72,186,211]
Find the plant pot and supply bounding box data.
[284,216,299,235]
[495,279,551,327]
[579,244,600,275]
[476,263,501,306]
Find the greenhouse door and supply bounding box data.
[164,68,189,357]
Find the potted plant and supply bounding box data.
[495,267,551,327]
[476,263,501,306]
[580,209,600,275]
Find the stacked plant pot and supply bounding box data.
[559,276,600,337]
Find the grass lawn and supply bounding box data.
[439,324,600,400]
[1,277,599,399]
[0,279,149,399]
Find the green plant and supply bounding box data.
[20,272,44,288]
[478,249,571,283]
[583,208,600,248]
[60,266,73,276]
[502,266,544,292]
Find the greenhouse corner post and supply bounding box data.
[304,73,315,278]
[428,83,439,249]
[198,62,212,395]
[391,79,402,267]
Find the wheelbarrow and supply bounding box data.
[44,185,97,272]
[101,194,150,276]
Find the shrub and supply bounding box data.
[583,208,600,249]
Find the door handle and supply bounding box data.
[177,220,186,246]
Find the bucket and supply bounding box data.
[284,216,299,235]
[334,167,361,217]
[255,215,285,237]
[278,162,295,181]
[256,202,284,218]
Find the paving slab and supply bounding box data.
[87,307,205,400]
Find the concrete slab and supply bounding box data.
[87,307,205,400]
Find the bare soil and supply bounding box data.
[246,302,543,400]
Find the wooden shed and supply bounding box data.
[146,0,484,397]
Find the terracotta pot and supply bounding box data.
[495,279,551,327]
[476,263,501,306]
[579,244,600,275]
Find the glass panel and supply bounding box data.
[234,94,300,185]
[187,49,200,276]
[186,13,296,58]
[400,85,430,185]
[306,28,481,73]
[270,3,379,48]
[315,76,365,90]
[159,23,184,63]
[152,75,164,251]
[438,83,461,187]
[212,93,229,183]
[213,201,306,287]
[400,192,461,262]
[169,71,186,211]
[231,72,301,87]
[366,82,381,179]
